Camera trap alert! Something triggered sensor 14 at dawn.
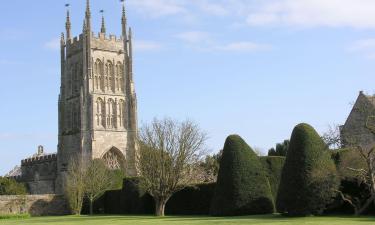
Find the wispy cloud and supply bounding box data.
[0,133,55,141]
[349,38,375,59]
[44,38,60,51]
[134,40,163,51]
[0,59,24,65]
[246,0,375,28]
[350,39,375,51]
[129,0,375,29]
[0,28,29,41]
[193,0,229,16]
[215,42,272,52]
[175,30,271,53]
[128,0,186,17]
[175,31,212,44]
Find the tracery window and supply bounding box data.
[94,59,103,90]
[102,148,125,170]
[107,98,117,129]
[116,62,124,92]
[119,99,126,128]
[105,61,115,92]
[96,98,106,127]
[94,59,105,92]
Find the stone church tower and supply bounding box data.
[57,0,138,192]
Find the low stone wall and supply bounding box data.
[0,195,70,216]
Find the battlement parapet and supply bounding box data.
[66,35,83,55]
[94,33,123,43]
[21,153,57,166]
[66,33,124,56]
[91,35,124,53]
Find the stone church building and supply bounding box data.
[8,0,138,194]
[340,91,375,150]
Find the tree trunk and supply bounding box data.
[357,195,375,215]
[155,198,167,217]
[89,199,93,215]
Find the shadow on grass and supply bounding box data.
[11,214,375,224]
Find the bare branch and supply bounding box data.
[138,118,207,216]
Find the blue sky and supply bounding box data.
[1,0,375,175]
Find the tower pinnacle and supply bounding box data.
[100,10,106,34]
[121,0,128,45]
[60,32,65,45]
[85,0,91,30]
[65,4,71,40]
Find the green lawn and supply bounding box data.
[1,215,375,225]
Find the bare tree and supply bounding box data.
[322,124,342,150]
[64,157,120,215]
[65,157,86,215]
[337,97,375,215]
[84,159,113,215]
[138,118,207,216]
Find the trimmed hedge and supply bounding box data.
[166,183,215,215]
[91,178,215,215]
[276,123,339,216]
[120,178,154,214]
[82,178,154,215]
[210,135,274,216]
[260,156,285,201]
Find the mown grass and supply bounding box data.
[0,214,30,220]
[0,214,374,225]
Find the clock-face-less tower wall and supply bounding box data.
[57,0,138,193]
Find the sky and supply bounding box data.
[1,0,375,175]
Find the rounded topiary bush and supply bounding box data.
[210,135,274,216]
[276,123,339,216]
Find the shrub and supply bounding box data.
[331,148,367,180]
[166,183,215,215]
[260,156,285,201]
[326,148,371,214]
[210,135,274,216]
[0,177,27,195]
[276,123,339,216]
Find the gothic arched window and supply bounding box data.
[106,61,115,93]
[107,98,117,129]
[102,147,125,170]
[94,59,104,91]
[116,62,124,92]
[119,99,126,128]
[96,98,105,127]
[97,60,105,92]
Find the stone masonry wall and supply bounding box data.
[0,195,69,216]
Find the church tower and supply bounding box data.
[57,0,138,192]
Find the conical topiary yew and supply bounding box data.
[210,135,274,216]
[276,123,339,216]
